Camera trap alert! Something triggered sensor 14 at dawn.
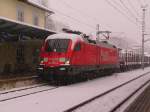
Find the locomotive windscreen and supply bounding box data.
[45,39,70,52]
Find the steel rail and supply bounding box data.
[0,86,58,102]
[0,75,38,83]
[64,71,150,112]
[110,80,150,112]
[0,83,48,95]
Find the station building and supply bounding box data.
[0,0,56,75]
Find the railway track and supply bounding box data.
[0,83,48,94]
[0,84,58,102]
[110,81,150,112]
[123,83,150,112]
[64,71,150,112]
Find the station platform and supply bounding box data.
[0,72,36,80]
[0,73,40,91]
[125,83,150,112]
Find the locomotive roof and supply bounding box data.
[46,33,84,42]
[96,41,117,49]
[46,33,117,49]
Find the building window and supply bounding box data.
[33,13,39,26]
[16,44,25,64]
[17,6,24,22]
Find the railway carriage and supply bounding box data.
[119,49,150,71]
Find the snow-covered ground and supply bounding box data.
[0,83,47,94]
[115,82,150,112]
[0,68,150,112]
[0,85,56,102]
[74,72,150,112]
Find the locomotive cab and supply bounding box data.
[37,33,84,78]
[40,38,71,66]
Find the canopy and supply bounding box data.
[0,16,56,40]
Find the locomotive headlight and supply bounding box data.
[59,58,66,62]
[64,58,70,65]
[40,58,44,63]
[43,57,48,62]
[59,58,70,65]
[65,60,70,65]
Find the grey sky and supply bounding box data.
[33,0,150,45]
[48,0,150,45]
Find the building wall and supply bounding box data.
[0,40,43,74]
[0,0,46,28]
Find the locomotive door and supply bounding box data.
[71,42,84,65]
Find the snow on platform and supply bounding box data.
[0,68,150,112]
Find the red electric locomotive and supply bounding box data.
[37,33,119,82]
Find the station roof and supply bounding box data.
[19,0,54,14]
[0,16,57,39]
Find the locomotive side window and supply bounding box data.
[74,43,81,51]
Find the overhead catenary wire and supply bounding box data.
[55,0,110,30]
[52,8,96,30]
[50,5,123,36]
[57,0,141,30]
[127,0,141,17]
[59,0,95,20]
[105,0,139,25]
[112,0,132,16]
[50,0,147,37]
[113,0,141,24]
[119,0,141,23]
[112,0,140,23]
[56,0,143,34]
[52,7,122,38]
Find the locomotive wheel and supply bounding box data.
[38,73,48,81]
[55,75,71,85]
